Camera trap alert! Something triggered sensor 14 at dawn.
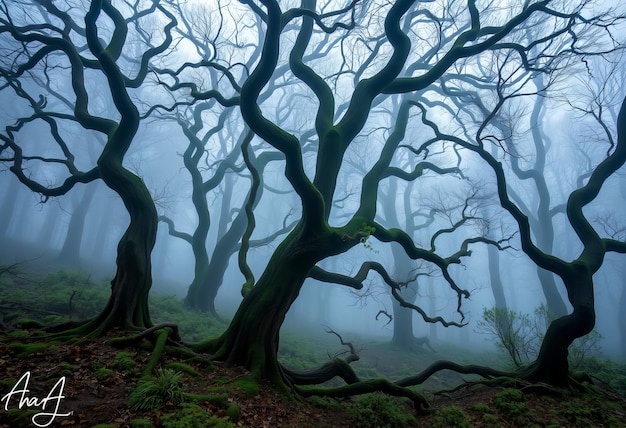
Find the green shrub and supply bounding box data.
[346,393,416,428]
[577,357,626,396]
[432,406,472,428]
[476,304,603,370]
[128,368,185,411]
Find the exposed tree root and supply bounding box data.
[142,327,172,376]
[282,358,360,386]
[108,323,182,346]
[286,358,525,414]
[395,360,514,387]
[295,379,431,413]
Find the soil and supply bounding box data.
[1,330,624,428]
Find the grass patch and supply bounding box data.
[128,368,185,411]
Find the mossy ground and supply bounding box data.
[1,267,625,427]
[2,329,624,427]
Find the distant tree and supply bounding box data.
[444,72,569,316]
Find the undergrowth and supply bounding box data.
[346,393,416,428]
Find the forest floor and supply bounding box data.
[0,245,625,427]
[1,329,625,428]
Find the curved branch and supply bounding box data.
[158,215,193,245]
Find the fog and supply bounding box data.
[1,0,625,377]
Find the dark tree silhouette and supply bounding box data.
[178,0,600,392]
[0,0,177,335]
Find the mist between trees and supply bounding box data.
[1,0,625,410]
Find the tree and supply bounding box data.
[413,53,626,384]
[179,0,601,392]
[1,0,623,401]
[0,0,177,335]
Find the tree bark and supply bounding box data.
[196,223,338,383]
[524,268,595,386]
[87,165,157,334]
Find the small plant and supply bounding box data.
[346,393,416,428]
[93,368,114,381]
[360,223,378,252]
[476,304,603,369]
[469,402,501,427]
[432,406,472,428]
[231,377,260,396]
[128,368,185,411]
[475,307,536,367]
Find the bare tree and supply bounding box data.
[0,0,177,334]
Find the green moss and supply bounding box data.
[159,403,213,427]
[556,392,616,427]
[92,425,118,428]
[225,404,241,422]
[16,319,45,329]
[185,355,215,370]
[4,408,40,428]
[469,402,494,414]
[492,388,530,426]
[188,393,230,408]
[307,396,342,410]
[93,368,114,381]
[0,378,17,389]
[58,362,79,377]
[130,418,154,428]
[482,412,502,427]
[346,393,416,428]
[111,351,138,375]
[165,361,201,378]
[8,342,49,358]
[432,406,472,428]
[232,378,259,397]
[7,329,29,338]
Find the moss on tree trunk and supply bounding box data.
[194,223,341,385]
